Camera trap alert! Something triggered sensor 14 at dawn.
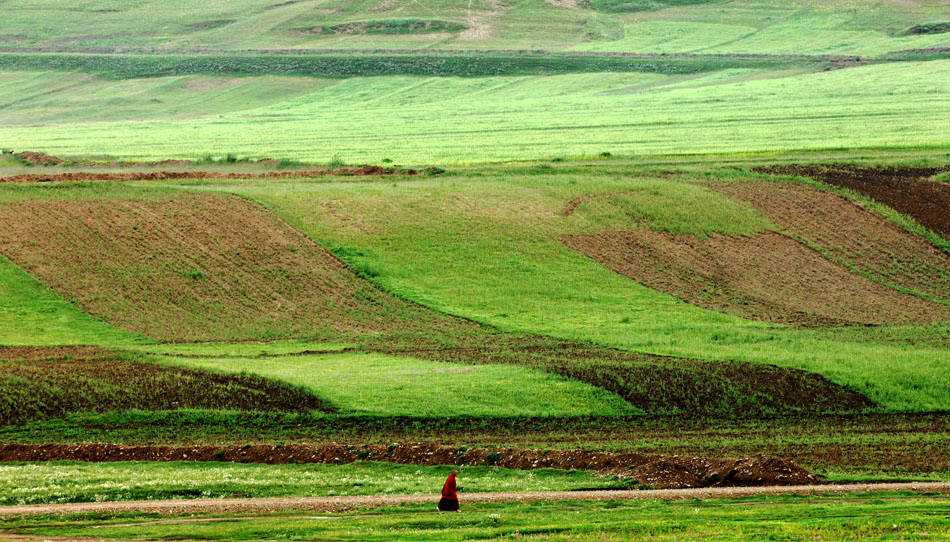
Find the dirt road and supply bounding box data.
[3,482,949,517]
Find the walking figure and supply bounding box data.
[438,470,459,511]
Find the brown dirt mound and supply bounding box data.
[0,347,333,424]
[710,180,950,304]
[757,165,950,239]
[563,229,949,326]
[0,166,430,184]
[0,442,820,489]
[12,151,62,166]
[0,193,469,342]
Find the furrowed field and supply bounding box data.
[0,0,949,538]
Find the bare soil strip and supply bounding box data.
[0,442,820,490]
[0,166,427,184]
[757,165,950,239]
[2,483,948,517]
[711,180,950,304]
[563,229,950,326]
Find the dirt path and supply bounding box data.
[3,482,948,517]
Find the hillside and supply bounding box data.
[1,0,947,54]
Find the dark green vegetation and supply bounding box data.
[0,347,331,424]
[307,19,468,35]
[3,494,949,540]
[591,0,716,14]
[0,51,825,80]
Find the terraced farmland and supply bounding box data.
[0,0,948,538]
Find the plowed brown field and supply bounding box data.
[0,193,469,342]
[712,180,950,303]
[757,165,950,238]
[563,230,950,326]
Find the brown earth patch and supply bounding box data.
[562,229,950,326]
[0,193,470,342]
[0,166,433,184]
[710,180,950,304]
[13,151,63,166]
[0,347,333,424]
[756,165,950,239]
[0,442,820,489]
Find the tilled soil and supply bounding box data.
[710,180,950,304]
[0,442,820,489]
[0,193,472,342]
[2,483,948,518]
[0,166,428,183]
[756,165,950,239]
[562,229,949,326]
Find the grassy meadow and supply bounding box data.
[1,0,946,54]
[1,59,948,163]
[3,493,949,540]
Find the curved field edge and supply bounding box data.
[223,168,949,411]
[0,347,334,424]
[0,185,875,417]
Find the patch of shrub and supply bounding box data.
[590,0,713,13]
[306,19,467,35]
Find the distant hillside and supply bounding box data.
[1,0,947,55]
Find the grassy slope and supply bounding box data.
[223,170,950,411]
[0,255,139,347]
[0,0,946,54]
[2,60,947,163]
[158,352,638,417]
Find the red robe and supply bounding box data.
[441,472,458,500]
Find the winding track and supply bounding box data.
[3,482,949,517]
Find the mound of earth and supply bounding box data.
[397,342,874,415]
[0,166,429,184]
[0,442,821,489]
[757,165,950,239]
[0,347,333,424]
[710,180,950,304]
[12,151,63,166]
[0,193,476,343]
[563,229,949,326]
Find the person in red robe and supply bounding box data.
[438,470,459,511]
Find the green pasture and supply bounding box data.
[5,493,949,541]
[0,461,630,506]
[218,169,950,411]
[0,0,946,54]
[2,60,947,163]
[158,352,638,417]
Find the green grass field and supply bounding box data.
[1,0,946,54]
[2,60,948,164]
[3,493,948,540]
[158,352,638,417]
